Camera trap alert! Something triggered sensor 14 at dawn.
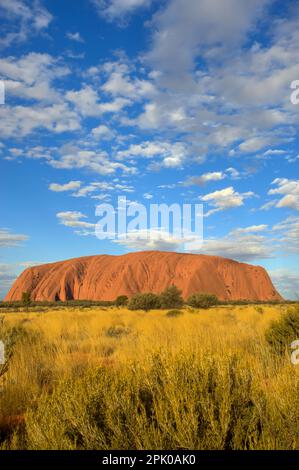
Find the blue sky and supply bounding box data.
[0,0,298,299]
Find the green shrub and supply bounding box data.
[115,295,129,307]
[105,325,131,339]
[265,306,299,354]
[128,293,161,311]
[22,292,31,307]
[187,293,218,309]
[160,285,184,309]
[166,309,183,318]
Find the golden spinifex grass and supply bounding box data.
[0,304,298,450]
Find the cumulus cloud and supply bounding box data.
[0,53,70,103]
[116,141,188,168]
[202,186,255,216]
[184,168,241,187]
[91,0,152,21]
[0,0,53,47]
[66,85,131,117]
[268,178,299,211]
[147,0,270,75]
[239,137,274,153]
[49,144,135,175]
[91,124,115,140]
[0,52,83,137]
[0,56,139,139]
[101,61,155,99]
[113,224,273,262]
[0,102,81,137]
[130,0,299,159]
[113,229,197,252]
[184,171,225,186]
[195,221,299,263]
[200,234,273,262]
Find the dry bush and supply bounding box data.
[0,304,298,450]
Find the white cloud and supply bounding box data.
[0,264,18,299]
[49,181,82,192]
[184,168,241,187]
[225,167,240,179]
[91,124,114,140]
[92,0,152,21]
[65,86,100,116]
[49,179,134,198]
[185,171,225,186]
[0,53,84,138]
[272,216,299,254]
[264,149,287,156]
[116,141,187,168]
[202,186,255,216]
[101,61,155,99]
[239,137,274,153]
[66,32,85,43]
[232,224,268,234]
[146,0,269,76]
[0,228,28,247]
[0,0,53,47]
[49,144,135,175]
[129,0,299,159]
[269,269,299,300]
[0,53,70,103]
[259,200,277,211]
[0,102,81,137]
[18,261,42,268]
[73,181,135,197]
[287,155,299,164]
[269,178,299,211]
[200,233,273,262]
[56,211,96,236]
[66,85,131,117]
[113,225,273,262]
[113,229,196,252]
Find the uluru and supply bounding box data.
[5,251,282,302]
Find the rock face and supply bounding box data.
[5,251,282,302]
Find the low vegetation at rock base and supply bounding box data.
[265,308,299,354]
[115,295,129,307]
[187,293,219,309]
[0,303,298,450]
[128,292,162,311]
